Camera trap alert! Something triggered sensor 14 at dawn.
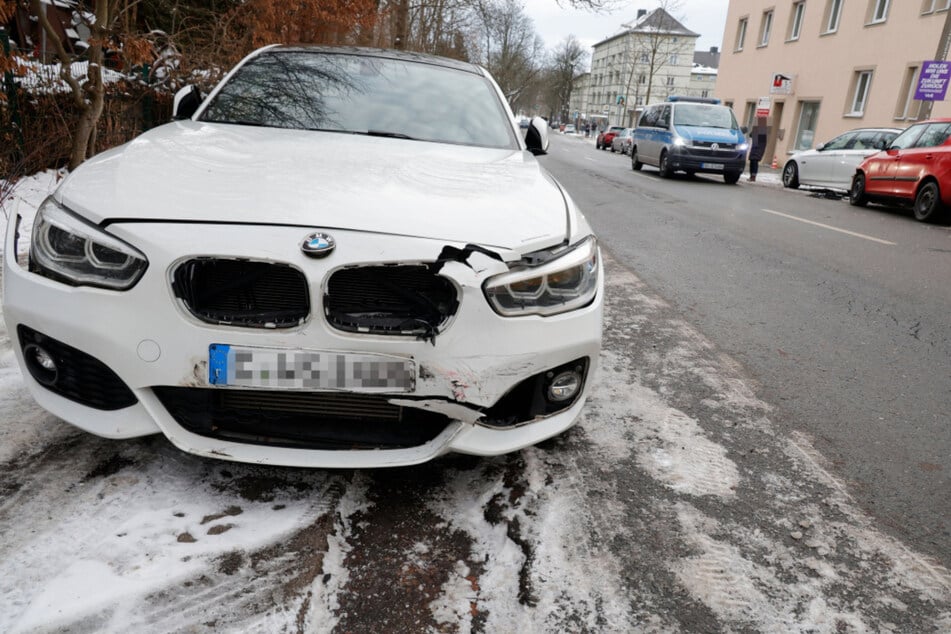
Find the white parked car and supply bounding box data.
[3,46,603,468]
[782,127,902,191]
[563,124,577,134]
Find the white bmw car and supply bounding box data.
[3,46,603,468]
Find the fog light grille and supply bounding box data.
[481,357,589,427]
[17,325,137,410]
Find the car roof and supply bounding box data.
[261,45,484,76]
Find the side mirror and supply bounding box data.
[816,143,826,151]
[173,85,203,120]
[741,126,749,135]
[525,116,550,155]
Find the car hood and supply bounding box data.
[674,125,743,144]
[56,121,569,252]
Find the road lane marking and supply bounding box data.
[761,208,896,245]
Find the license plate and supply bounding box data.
[208,344,415,392]
[702,163,724,170]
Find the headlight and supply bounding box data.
[31,197,148,290]
[483,236,599,316]
[673,137,686,147]
[738,143,749,151]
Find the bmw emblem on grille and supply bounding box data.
[711,143,720,151]
[301,232,336,258]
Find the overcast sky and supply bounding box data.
[523,0,730,63]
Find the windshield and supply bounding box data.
[887,124,926,150]
[200,50,518,149]
[673,104,739,130]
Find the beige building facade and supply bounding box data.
[717,0,951,165]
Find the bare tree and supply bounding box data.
[470,0,544,107]
[30,0,148,170]
[626,1,687,107]
[546,35,587,122]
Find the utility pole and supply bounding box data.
[917,7,951,120]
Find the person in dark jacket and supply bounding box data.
[748,120,768,182]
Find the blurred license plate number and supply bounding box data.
[208,344,415,392]
[702,163,724,170]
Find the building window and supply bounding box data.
[736,18,748,50]
[789,2,806,40]
[638,73,646,85]
[670,53,679,65]
[824,0,843,32]
[701,89,709,98]
[794,101,820,150]
[759,11,774,46]
[922,0,951,12]
[895,66,921,120]
[666,76,675,87]
[848,70,873,115]
[867,0,890,24]
[640,52,650,63]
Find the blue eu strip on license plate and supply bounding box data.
[208,344,415,392]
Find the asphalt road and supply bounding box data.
[542,132,951,567]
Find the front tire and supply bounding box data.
[724,171,741,184]
[914,181,945,222]
[782,161,800,189]
[657,151,671,178]
[850,173,868,207]
[631,148,643,171]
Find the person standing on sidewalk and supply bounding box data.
[747,120,767,182]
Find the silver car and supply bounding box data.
[611,128,634,154]
[782,127,902,191]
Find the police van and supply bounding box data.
[630,97,748,184]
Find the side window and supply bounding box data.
[846,131,880,149]
[638,108,653,127]
[913,123,951,148]
[879,131,899,147]
[659,106,671,128]
[824,132,857,150]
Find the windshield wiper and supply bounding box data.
[366,130,415,140]
[207,119,271,127]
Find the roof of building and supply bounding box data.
[592,8,699,49]
[693,47,720,69]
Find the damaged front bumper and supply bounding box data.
[3,217,602,468]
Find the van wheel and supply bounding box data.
[658,151,671,178]
[724,171,741,184]
[914,181,945,222]
[631,149,643,171]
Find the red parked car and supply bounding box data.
[850,119,951,222]
[596,126,626,150]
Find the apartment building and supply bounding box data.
[718,0,951,164]
[586,8,699,127]
[567,72,591,125]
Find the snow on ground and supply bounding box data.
[0,172,949,631]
